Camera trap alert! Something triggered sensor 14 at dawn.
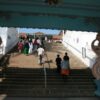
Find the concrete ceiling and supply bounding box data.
[0,0,100,32]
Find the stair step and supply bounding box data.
[5,74,93,78]
[0,77,94,82]
[0,84,95,90]
[0,82,95,86]
[0,88,95,97]
[0,68,96,97]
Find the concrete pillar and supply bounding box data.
[91,33,100,96]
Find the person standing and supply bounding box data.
[23,40,29,55]
[33,38,38,51]
[18,40,23,53]
[55,54,62,73]
[61,52,70,76]
[28,41,33,54]
[37,38,41,48]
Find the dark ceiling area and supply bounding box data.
[0,0,100,32]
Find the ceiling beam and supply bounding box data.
[0,0,100,18]
[0,13,100,32]
[0,0,100,32]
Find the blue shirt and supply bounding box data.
[61,60,69,69]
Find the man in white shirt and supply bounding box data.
[37,46,45,65]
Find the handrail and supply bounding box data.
[63,41,95,61]
[42,63,47,88]
[45,53,50,68]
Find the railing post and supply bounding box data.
[42,63,47,89]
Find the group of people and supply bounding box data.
[18,37,70,75]
[17,37,44,55]
[55,52,70,76]
[17,37,45,65]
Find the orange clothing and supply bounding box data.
[61,69,69,75]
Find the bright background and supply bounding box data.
[18,28,61,35]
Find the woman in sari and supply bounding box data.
[23,40,29,55]
[61,52,70,76]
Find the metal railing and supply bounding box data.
[42,63,47,88]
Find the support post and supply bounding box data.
[91,33,100,96]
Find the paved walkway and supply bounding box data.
[7,42,87,69]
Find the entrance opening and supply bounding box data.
[0,27,96,97]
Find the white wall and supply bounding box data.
[6,28,18,53]
[0,27,8,46]
[0,27,18,55]
[62,30,97,68]
[0,27,8,54]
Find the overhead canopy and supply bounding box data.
[0,0,100,32]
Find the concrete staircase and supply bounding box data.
[0,67,96,97]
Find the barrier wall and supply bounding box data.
[62,30,98,68]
